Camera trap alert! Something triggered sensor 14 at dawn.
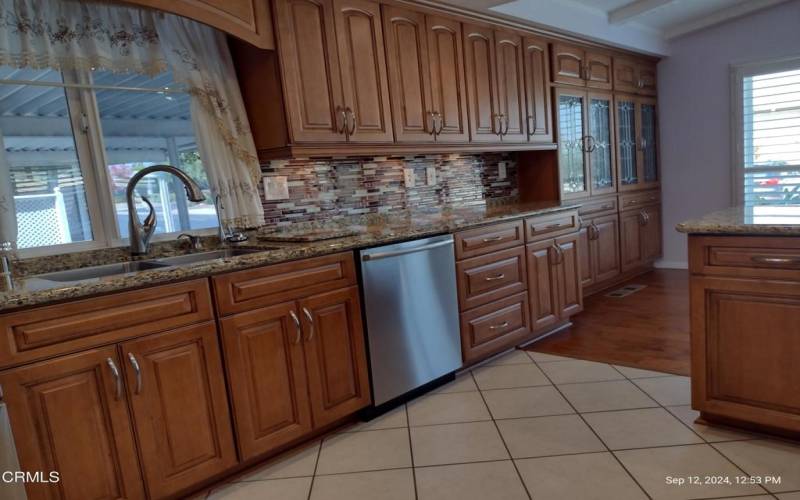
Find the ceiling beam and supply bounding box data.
[664,0,791,39]
[608,0,675,25]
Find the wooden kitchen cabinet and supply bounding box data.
[463,23,500,143]
[620,203,661,271]
[332,0,394,142]
[120,323,237,499]
[615,94,659,191]
[527,239,560,332]
[613,56,657,95]
[553,232,584,318]
[551,42,612,89]
[523,35,552,142]
[578,213,620,289]
[0,347,145,500]
[494,29,528,142]
[300,286,371,428]
[220,302,313,460]
[382,7,469,143]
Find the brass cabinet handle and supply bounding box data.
[336,106,347,134]
[489,321,509,330]
[427,111,436,135]
[585,135,597,153]
[106,357,122,401]
[545,223,563,230]
[302,307,314,341]
[493,114,501,135]
[484,273,506,281]
[289,310,302,344]
[590,222,600,241]
[584,64,591,81]
[750,256,800,265]
[127,352,142,395]
[482,235,505,242]
[434,111,444,135]
[638,210,649,226]
[549,244,564,265]
[502,115,509,136]
[526,115,535,138]
[345,107,356,136]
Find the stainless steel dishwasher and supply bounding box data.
[360,234,462,406]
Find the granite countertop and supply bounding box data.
[676,205,800,235]
[0,201,578,312]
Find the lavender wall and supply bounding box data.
[657,0,800,267]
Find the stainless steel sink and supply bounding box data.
[34,260,172,282]
[154,248,264,266]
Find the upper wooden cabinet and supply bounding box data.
[124,0,274,49]
[615,94,659,192]
[382,7,469,143]
[551,42,612,89]
[523,36,553,143]
[494,30,528,142]
[613,57,657,95]
[463,23,500,143]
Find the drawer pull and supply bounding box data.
[303,307,315,341]
[489,321,509,330]
[106,358,122,401]
[127,352,142,395]
[482,235,505,242]
[545,223,563,229]
[289,310,302,344]
[750,256,800,265]
[484,273,506,281]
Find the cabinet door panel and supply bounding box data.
[637,61,657,96]
[494,30,527,142]
[427,15,470,142]
[620,210,644,271]
[523,36,552,142]
[551,43,584,86]
[0,348,144,500]
[593,214,621,283]
[383,6,433,143]
[121,323,236,499]
[555,88,588,198]
[640,98,659,186]
[301,287,370,427]
[555,233,583,317]
[275,0,345,143]
[527,240,559,332]
[585,51,612,89]
[587,92,615,195]
[577,224,593,288]
[220,303,313,460]
[333,0,393,142]
[615,96,640,190]
[463,24,499,142]
[641,205,662,262]
[613,57,639,93]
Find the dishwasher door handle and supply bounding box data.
[362,239,453,261]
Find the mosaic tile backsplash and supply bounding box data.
[260,153,518,227]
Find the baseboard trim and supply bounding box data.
[655,260,688,270]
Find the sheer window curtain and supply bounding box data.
[0,0,264,253]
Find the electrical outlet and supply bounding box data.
[497,161,507,180]
[263,176,289,200]
[403,168,416,188]
[426,166,437,186]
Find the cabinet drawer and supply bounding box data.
[578,197,617,217]
[455,220,525,260]
[525,210,579,242]
[213,252,357,315]
[457,246,527,310]
[0,279,213,369]
[690,235,800,280]
[619,190,660,211]
[460,291,531,364]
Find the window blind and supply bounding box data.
[742,67,800,206]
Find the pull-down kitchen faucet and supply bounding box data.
[126,165,205,255]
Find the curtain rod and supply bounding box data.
[0,78,188,94]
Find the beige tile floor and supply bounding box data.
[205,349,800,500]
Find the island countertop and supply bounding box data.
[676,206,800,236]
[0,201,578,312]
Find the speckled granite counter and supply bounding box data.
[676,206,800,235]
[0,201,577,312]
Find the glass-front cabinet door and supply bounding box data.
[639,97,659,187]
[615,96,639,190]
[587,92,615,195]
[556,88,588,198]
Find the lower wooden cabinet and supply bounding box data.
[689,237,800,435]
[221,286,370,459]
[460,291,531,363]
[0,347,145,500]
[220,301,313,461]
[578,213,621,289]
[120,324,237,498]
[620,204,660,272]
[527,234,583,334]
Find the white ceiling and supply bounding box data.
[437,0,793,56]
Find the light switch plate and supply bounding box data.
[263,176,289,200]
[403,168,416,188]
[497,161,507,180]
[426,166,437,186]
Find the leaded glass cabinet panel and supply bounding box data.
[556,88,588,198]
[640,98,659,185]
[587,92,615,195]
[616,97,639,189]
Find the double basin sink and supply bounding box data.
[35,248,265,283]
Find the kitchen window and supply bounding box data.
[732,57,800,214]
[0,66,216,256]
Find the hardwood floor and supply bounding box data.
[525,269,690,376]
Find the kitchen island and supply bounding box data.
[678,206,800,437]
